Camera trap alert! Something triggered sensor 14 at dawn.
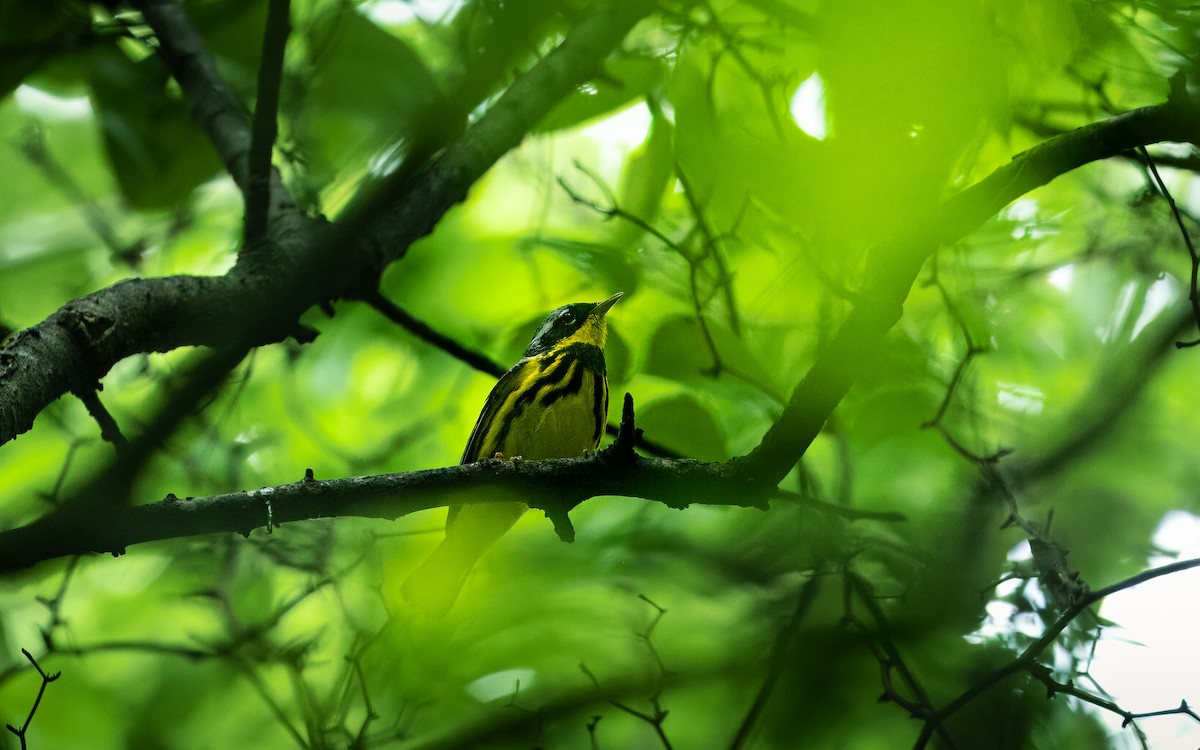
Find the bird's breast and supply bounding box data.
[482,345,608,461]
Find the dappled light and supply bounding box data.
[2,1,1200,748]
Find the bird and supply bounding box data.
[401,292,622,616]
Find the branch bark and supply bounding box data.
[0,448,765,572]
[133,0,255,190]
[3,2,1200,576]
[913,556,1200,748]
[350,0,652,267]
[243,0,292,246]
[0,0,653,449]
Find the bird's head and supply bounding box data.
[523,292,622,357]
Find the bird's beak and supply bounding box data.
[589,292,623,319]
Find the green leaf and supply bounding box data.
[610,110,674,248]
[644,316,714,380]
[638,392,726,461]
[0,1,88,99]
[643,316,765,385]
[189,0,270,74]
[88,45,223,209]
[535,55,666,134]
[297,6,454,190]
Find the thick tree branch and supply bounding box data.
[0,276,260,443]
[0,0,653,450]
[352,0,651,267]
[5,4,1200,580]
[0,448,767,572]
[2,393,891,569]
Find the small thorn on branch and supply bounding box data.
[544,504,577,543]
[73,385,130,456]
[600,392,641,463]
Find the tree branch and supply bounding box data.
[728,576,820,750]
[72,385,130,456]
[352,0,652,268]
[0,447,766,573]
[913,556,1200,748]
[1026,664,1200,732]
[5,8,1200,588]
[738,90,1200,485]
[4,649,61,749]
[132,0,255,190]
[0,0,654,450]
[0,275,259,444]
[243,0,292,247]
[366,294,683,458]
[366,291,506,378]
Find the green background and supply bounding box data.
[1,0,1198,748]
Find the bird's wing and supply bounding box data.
[460,358,533,465]
[447,358,536,531]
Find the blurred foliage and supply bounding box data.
[2,0,1200,748]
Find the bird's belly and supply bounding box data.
[496,371,603,460]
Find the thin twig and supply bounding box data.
[345,651,380,748]
[1136,146,1200,347]
[674,158,742,336]
[914,557,1200,748]
[1027,664,1199,731]
[19,125,144,265]
[232,658,310,749]
[73,386,130,456]
[561,162,783,398]
[776,488,905,523]
[844,573,958,748]
[38,439,87,505]
[700,0,787,139]
[580,596,676,750]
[728,576,821,750]
[62,342,253,515]
[920,254,996,461]
[366,291,682,458]
[366,292,505,378]
[559,167,681,250]
[36,555,81,650]
[5,649,61,750]
[244,0,292,247]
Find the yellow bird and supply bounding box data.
[402,293,622,616]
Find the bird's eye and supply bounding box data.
[562,313,574,324]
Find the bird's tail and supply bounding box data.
[401,502,527,618]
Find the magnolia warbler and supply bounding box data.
[402,293,622,616]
